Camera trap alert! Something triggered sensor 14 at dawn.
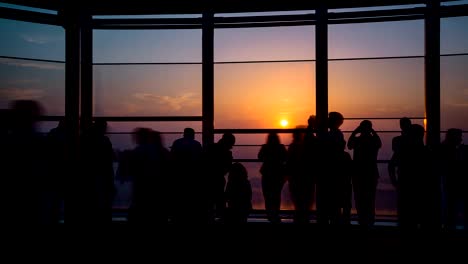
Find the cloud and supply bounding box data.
[0,88,45,100]
[0,58,63,70]
[133,92,200,111]
[448,103,468,107]
[7,79,39,85]
[20,34,51,45]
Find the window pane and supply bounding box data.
[376,164,397,217]
[0,19,64,61]
[329,21,423,59]
[340,119,425,132]
[106,121,202,151]
[93,30,202,63]
[240,162,294,210]
[107,121,202,210]
[441,17,468,54]
[0,57,65,115]
[329,58,424,118]
[93,65,202,116]
[441,55,468,131]
[215,62,315,129]
[215,26,315,62]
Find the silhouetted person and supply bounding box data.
[45,119,67,223]
[80,119,116,223]
[317,111,352,226]
[301,115,320,223]
[0,109,11,191]
[440,128,468,230]
[225,162,252,224]
[128,128,170,224]
[0,109,10,138]
[389,117,412,188]
[3,100,47,224]
[390,124,440,230]
[169,127,204,223]
[287,126,312,224]
[258,132,287,224]
[204,132,236,223]
[348,120,382,228]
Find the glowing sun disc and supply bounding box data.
[280,119,289,127]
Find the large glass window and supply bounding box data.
[93,29,202,63]
[329,20,424,59]
[329,58,424,119]
[214,62,315,129]
[215,26,315,62]
[441,15,468,136]
[441,16,468,54]
[0,18,64,61]
[0,18,64,115]
[93,64,201,116]
[441,55,468,132]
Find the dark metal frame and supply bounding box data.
[2,1,468,148]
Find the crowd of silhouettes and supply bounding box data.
[2,99,468,229]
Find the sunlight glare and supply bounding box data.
[280,119,289,128]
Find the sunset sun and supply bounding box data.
[280,119,289,128]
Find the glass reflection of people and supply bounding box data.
[258,132,287,224]
[347,120,381,228]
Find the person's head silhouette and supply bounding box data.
[93,119,108,135]
[183,127,195,140]
[445,128,463,146]
[359,119,373,135]
[328,111,344,130]
[400,117,412,134]
[220,132,236,149]
[10,100,42,133]
[308,115,316,129]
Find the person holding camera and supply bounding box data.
[347,120,382,228]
